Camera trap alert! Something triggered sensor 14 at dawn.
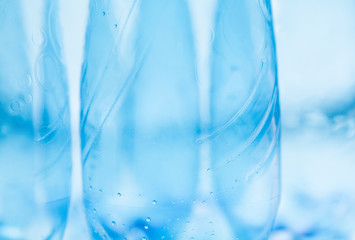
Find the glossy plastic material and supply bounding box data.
[0,1,72,239]
[81,0,280,239]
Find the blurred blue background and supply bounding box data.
[270,0,355,239]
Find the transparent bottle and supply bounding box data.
[81,0,279,239]
[0,1,72,239]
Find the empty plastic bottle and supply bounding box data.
[0,1,72,239]
[81,0,280,239]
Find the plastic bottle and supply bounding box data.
[0,1,72,239]
[81,0,280,239]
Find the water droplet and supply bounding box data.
[207,168,211,171]
[111,221,116,226]
[122,224,126,228]
[99,189,103,193]
[114,24,118,28]
[161,236,165,239]
[93,208,97,214]
[202,200,206,204]
[89,186,93,191]
[186,221,190,224]
[19,74,33,89]
[102,11,106,16]
[146,217,151,222]
[117,192,121,197]
[152,200,157,205]
[10,101,20,111]
[209,221,213,224]
[23,94,33,104]
[211,233,215,237]
[210,192,214,195]
[144,226,148,230]
[32,30,46,46]
[35,53,59,90]
[141,237,147,240]
[235,179,239,183]
[209,29,215,43]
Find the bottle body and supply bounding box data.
[0,1,72,239]
[81,0,279,239]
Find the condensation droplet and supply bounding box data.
[146,217,151,222]
[35,53,60,90]
[209,28,215,43]
[117,192,121,197]
[93,208,97,214]
[111,221,116,226]
[17,74,33,89]
[23,94,33,104]
[207,168,211,171]
[210,192,214,195]
[144,226,148,230]
[10,101,20,112]
[99,189,103,193]
[89,186,93,191]
[102,11,106,16]
[141,237,147,240]
[152,200,157,205]
[25,74,33,88]
[32,30,46,46]
[114,24,118,28]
